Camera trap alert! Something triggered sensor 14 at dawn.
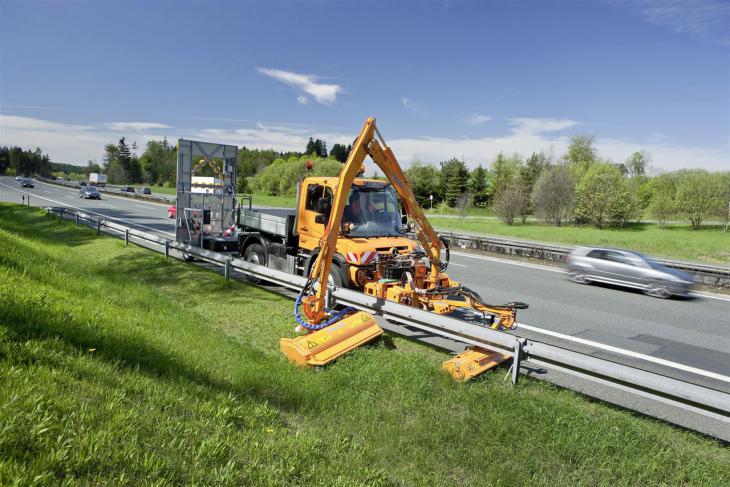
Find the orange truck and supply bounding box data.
[237,176,418,290]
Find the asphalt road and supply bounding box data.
[2,176,729,393]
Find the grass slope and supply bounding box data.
[0,203,728,485]
[430,217,730,265]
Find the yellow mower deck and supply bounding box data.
[442,347,511,382]
[280,311,383,367]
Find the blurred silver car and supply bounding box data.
[566,247,695,298]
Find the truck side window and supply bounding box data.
[305,184,323,211]
[304,185,333,216]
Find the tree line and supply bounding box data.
[3,133,728,230]
[403,136,729,230]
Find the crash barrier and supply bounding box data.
[36,177,176,204]
[36,178,730,287]
[40,205,730,442]
[439,231,730,288]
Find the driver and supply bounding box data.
[343,192,365,225]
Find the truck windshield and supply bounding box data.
[342,184,404,238]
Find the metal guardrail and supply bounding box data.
[37,177,176,204]
[40,205,730,442]
[440,231,730,287]
[37,177,730,286]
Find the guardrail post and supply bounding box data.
[75,213,79,227]
[21,195,25,205]
[164,240,169,259]
[58,208,64,221]
[124,229,129,246]
[224,258,231,280]
[96,219,101,235]
[511,338,525,386]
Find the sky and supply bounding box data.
[1,0,729,172]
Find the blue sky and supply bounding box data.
[1,0,729,171]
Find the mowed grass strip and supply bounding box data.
[0,203,728,485]
[430,217,730,265]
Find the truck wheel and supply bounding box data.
[244,243,266,284]
[330,263,348,289]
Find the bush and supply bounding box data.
[494,183,529,225]
[574,163,632,228]
[532,166,575,226]
[254,156,342,196]
[675,169,722,229]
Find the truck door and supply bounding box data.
[298,183,333,250]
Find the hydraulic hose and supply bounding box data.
[293,279,357,331]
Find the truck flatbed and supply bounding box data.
[239,207,297,242]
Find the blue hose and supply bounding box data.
[294,292,357,331]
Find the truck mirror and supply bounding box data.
[316,196,331,215]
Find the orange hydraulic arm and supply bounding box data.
[302,117,444,324]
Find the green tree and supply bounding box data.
[520,152,550,194]
[563,135,597,179]
[574,163,631,228]
[532,165,575,226]
[140,138,175,184]
[329,143,351,163]
[494,183,529,225]
[405,161,442,207]
[647,174,678,228]
[468,164,491,207]
[85,160,102,176]
[117,137,131,174]
[626,151,648,178]
[675,169,722,229]
[439,158,469,207]
[490,153,521,199]
[236,174,250,194]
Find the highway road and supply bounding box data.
[2,176,729,393]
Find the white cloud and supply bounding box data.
[0,114,174,164]
[297,96,309,105]
[508,117,578,134]
[194,122,351,153]
[106,122,171,132]
[2,114,727,172]
[622,0,730,46]
[258,67,341,105]
[401,97,426,115]
[467,114,492,125]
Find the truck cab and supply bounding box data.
[238,176,419,288]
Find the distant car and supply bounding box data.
[79,186,101,199]
[19,178,34,188]
[120,186,135,193]
[15,176,22,181]
[137,187,151,195]
[167,205,176,218]
[566,247,695,298]
[79,181,87,187]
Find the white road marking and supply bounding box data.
[451,250,730,303]
[0,181,175,237]
[451,251,565,273]
[693,291,730,302]
[34,179,170,208]
[518,321,730,384]
[100,203,116,208]
[449,262,466,267]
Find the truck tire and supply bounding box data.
[244,243,266,284]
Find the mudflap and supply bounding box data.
[280,311,383,367]
[442,347,511,382]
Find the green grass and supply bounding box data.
[1,203,728,485]
[146,184,176,196]
[246,192,297,208]
[431,217,730,265]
